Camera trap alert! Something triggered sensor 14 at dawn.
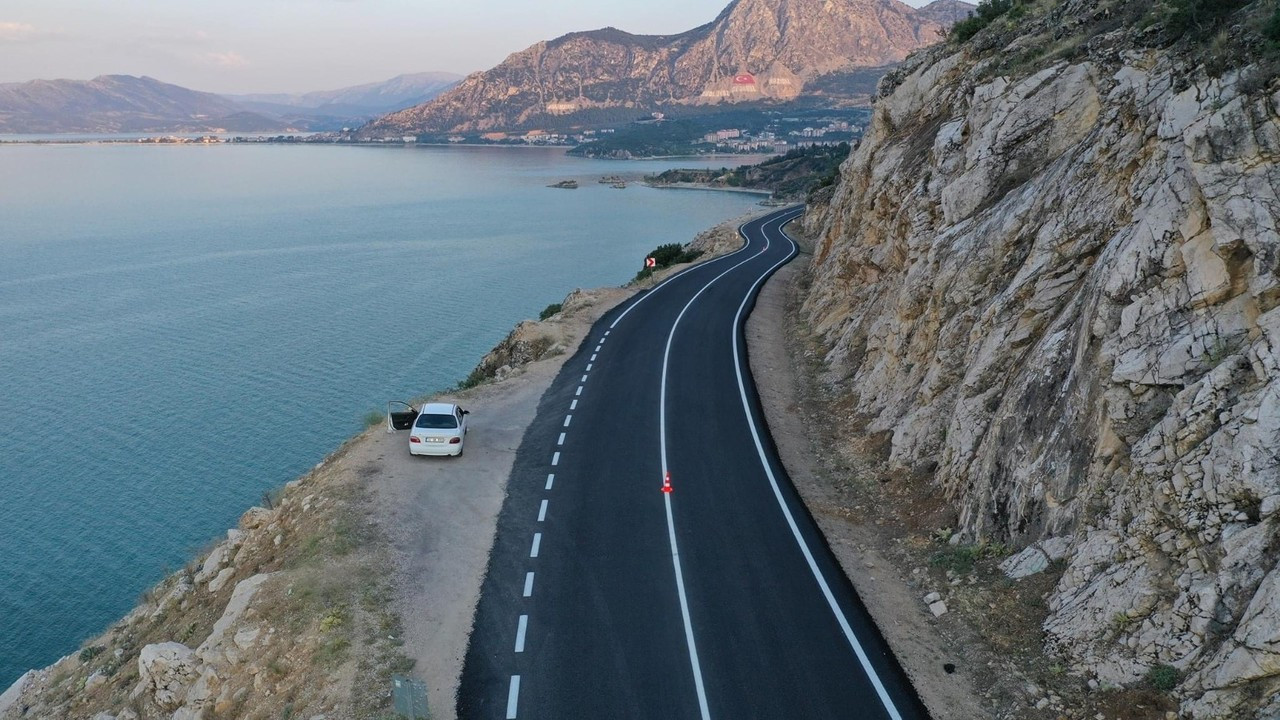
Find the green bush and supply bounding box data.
[1266,7,1280,44]
[1146,663,1180,692]
[951,0,1016,43]
[539,302,563,321]
[634,243,703,282]
[78,645,105,663]
[1160,0,1250,38]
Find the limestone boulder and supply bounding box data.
[137,642,200,710]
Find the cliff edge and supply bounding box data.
[801,0,1280,716]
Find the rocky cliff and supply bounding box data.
[361,0,972,136]
[801,1,1280,717]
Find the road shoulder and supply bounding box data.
[744,228,989,720]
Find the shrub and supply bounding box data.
[78,645,105,663]
[539,302,562,321]
[362,410,384,428]
[928,543,1006,574]
[1160,0,1250,38]
[1146,663,1180,692]
[951,0,1016,43]
[634,243,703,282]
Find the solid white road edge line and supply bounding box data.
[728,218,905,720]
[506,676,520,719]
[656,217,788,720]
[523,572,535,597]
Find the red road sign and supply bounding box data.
[645,257,656,268]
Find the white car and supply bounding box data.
[409,402,469,457]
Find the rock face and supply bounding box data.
[801,3,1280,717]
[137,643,199,710]
[362,0,972,136]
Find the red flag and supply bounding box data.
[733,74,756,85]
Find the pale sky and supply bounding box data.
[0,0,931,94]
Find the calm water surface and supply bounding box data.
[0,143,762,684]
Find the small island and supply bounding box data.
[548,180,579,189]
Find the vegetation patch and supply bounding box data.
[633,243,704,282]
[646,143,851,200]
[1146,663,1181,693]
[539,302,563,321]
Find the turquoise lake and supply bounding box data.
[0,143,762,686]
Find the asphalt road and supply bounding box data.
[457,206,928,719]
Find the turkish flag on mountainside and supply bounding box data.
[732,73,756,85]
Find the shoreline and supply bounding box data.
[0,208,775,720]
[643,181,775,196]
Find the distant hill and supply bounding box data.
[913,0,978,27]
[225,72,463,118]
[0,75,282,134]
[0,72,464,135]
[360,0,975,138]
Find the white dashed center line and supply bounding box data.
[515,615,528,652]
[575,386,583,396]
[506,676,520,719]
[564,415,572,427]
[545,473,555,490]
[538,499,549,522]
[586,363,593,371]
[570,399,578,410]
[581,374,589,383]
[530,533,542,558]
[523,572,535,597]
[557,432,566,446]
[551,452,560,466]
[591,353,597,361]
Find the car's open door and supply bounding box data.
[386,401,418,432]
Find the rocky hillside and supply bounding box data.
[0,75,279,134]
[801,0,1280,717]
[360,0,971,136]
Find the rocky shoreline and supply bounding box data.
[0,210,770,720]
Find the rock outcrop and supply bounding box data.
[361,0,973,136]
[801,1,1280,716]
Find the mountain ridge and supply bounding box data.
[0,72,462,135]
[360,0,972,137]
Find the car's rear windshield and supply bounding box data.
[414,413,458,429]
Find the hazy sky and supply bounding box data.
[0,0,931,94]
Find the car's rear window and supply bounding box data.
[414,413,458,429]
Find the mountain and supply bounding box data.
[0,75,281,134]
[801,0,1280,716]
[912,0,976,26]
[360,0,973,137]
[225,72,462,118]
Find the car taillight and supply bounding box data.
[449,437,461,444]
[410,436,421,443]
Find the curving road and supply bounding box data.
[457,206,928,719]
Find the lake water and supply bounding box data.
[0,143,762,686]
